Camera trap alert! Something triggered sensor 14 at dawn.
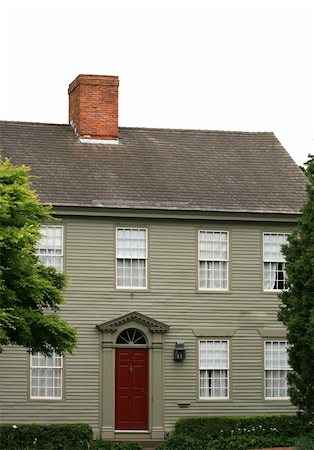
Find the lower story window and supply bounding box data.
[265,340,291,399]
[199,340,229,399]
[30,352,63,399]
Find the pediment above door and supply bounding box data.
[96,311,169,334]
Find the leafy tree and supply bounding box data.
[278,155,314,415]
[0,159,76,355]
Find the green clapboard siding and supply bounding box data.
[0,216,296,434]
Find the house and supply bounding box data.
[0,74,307,443]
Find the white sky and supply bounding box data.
[0,0,313,166]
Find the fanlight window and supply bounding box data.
[116,328,147,345]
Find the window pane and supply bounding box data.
[116,228,147,288]
[199,341,228,398]
[265,341,291,398]
[263,234,288,290]
[31,352,62,399]
[36,226,63,272]
[199,231,228,290]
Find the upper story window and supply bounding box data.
[36,225,63,272]
[263,233,288,291]
[116,228,147,289]
[199,231,228,290]
[265,340,291,399]
[30,352,63,399]
[199,340,229,399]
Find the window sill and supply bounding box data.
[197,289,231,294]
[115,287,149,293]
[28,397,64,402]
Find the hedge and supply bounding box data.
[0,423,93,450]
[175,415,314,441]
[295,436,314,450]
[156,415,314,450]
[156,435,206,450]
[91,441,143,450]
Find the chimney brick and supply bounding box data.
[68,74,119,141]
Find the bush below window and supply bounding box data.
[157,415,314,450]
[295,435,314,450]
[0,423,93,450]
[91,441,142,449]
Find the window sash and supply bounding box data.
[116,228,147,288]
[264,341,291,399]
[36,225,63,272]
[30,352,63,399]
[198,231,228,290]
[263,233,288,291]
[199,340,229,399]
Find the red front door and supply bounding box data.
[115,348,148,430]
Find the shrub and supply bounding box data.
[295,436,314,450]
[91,441,142,450]
[0,423,93,449]
[205,434,298,450]
[156,432,299,450]
[156,415,314,450]
[90,441,114,449]
[175,414,314,441]
[156,435,208,450]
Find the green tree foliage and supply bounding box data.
[278,155,314,415]
[0,159,76,355]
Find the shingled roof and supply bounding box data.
[0,120,307,214]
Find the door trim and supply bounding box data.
[98,314,168,441]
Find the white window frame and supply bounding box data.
[199,340,229,400]
[264,340,291,400]
[116,227,147,289]
[36,225,64,272]
[30,352,63,400]
[263,233,289,292]
[198,230,229,291]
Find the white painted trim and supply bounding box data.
[79,138,119,145]
[263,232,289,291]
[116,227,148,289]
[37,225,64,273]
[198,230,229,290]
[199,339,229,400]
[30,352,63,400]
[264,340,291,400]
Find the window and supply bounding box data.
[199,231,228,290]
[116,228,147,288]
[36,225,63,272]
[263,233,288,290]
[199,340,229,399]
[265,341,291,399]
[30,352,63,399]
[116,328,147,345]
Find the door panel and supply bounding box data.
[115,348,148,430]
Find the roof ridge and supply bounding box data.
[0,120,274,135]
[0,120,70,127]
[119,126,274,135]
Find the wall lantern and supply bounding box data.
[173,342,186,361]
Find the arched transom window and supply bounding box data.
[116,328,147,345]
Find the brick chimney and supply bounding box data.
[68,74,119,143]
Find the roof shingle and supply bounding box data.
[0,121,307,214]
